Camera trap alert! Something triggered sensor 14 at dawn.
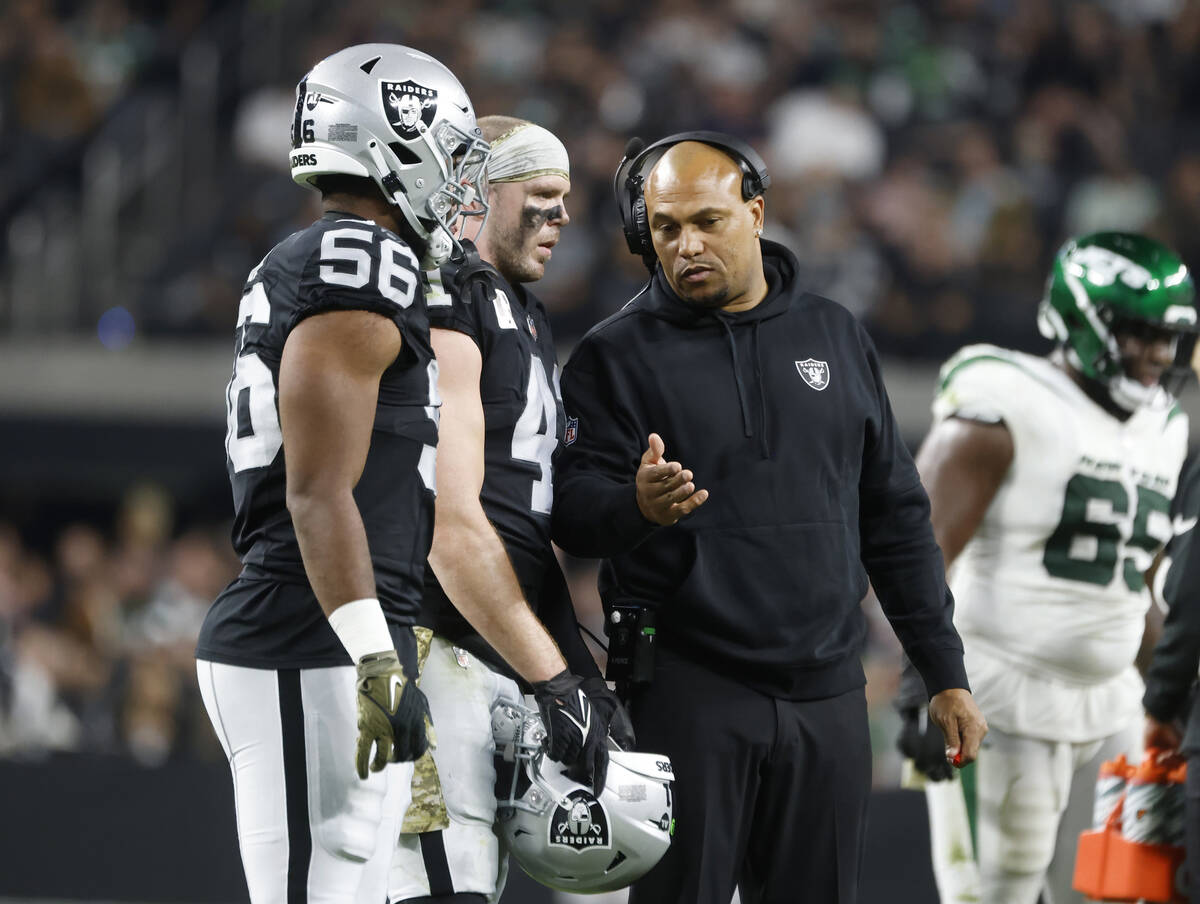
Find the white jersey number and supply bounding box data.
[320,228,418,308]
[225,230,419,473]
[512,360,558,514]
[225,282,282,472]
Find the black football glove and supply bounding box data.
[894,655,953,781]
[897,705,955,782]
[531,669,610,794]
[581,676,636,751]
[354,651,433,779]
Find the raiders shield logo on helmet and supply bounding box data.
[381,79,438,140]
[795,358,830,391]
[549,789,611,852]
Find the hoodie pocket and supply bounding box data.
[665,521,866,663]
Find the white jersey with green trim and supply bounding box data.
[934,344,1187,741]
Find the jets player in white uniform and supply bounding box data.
[904,232,1198,904]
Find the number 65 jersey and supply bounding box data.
[196,212,439,669]
[935,344,1187,742]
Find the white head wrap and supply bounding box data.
[486,123,569,183]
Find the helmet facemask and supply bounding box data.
[367,123,490,265]
[1037,233,1198,412]
[1103,310,1198,411]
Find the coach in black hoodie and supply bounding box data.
[552,138,988,904]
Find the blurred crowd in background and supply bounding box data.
[0,487,235,764]
[0,491,907,783]
[4,0,1200,352]
[2,0,1198,772]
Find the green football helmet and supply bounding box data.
[1037,232,1198,411]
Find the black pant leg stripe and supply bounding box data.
[418,831,454,896]
[278,670,312,904]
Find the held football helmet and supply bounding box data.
[1037,232,1198,411]
[289,44,490,265]
[491,698,674,894]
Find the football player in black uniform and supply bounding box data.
[386,117,627,903]
[194,45,490,904]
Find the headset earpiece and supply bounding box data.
[612,130,770,271]
[629,177,652,258]
[614,138,652,260]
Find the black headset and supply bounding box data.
[613,130,771,270]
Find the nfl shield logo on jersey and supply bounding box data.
[527,314,538,339]
[795,358,830,391]
[549,789,611,851]
[381,80,437,140]
[564,416,579,446]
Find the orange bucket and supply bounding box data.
[1073,752,1187,903]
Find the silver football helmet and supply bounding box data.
[289,43,490,265]
[491,697,674,894]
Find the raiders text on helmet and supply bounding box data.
[289,44,490,266]
[1038,232,1198,411]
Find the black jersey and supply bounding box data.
[418,254,572,678]
[196,212,438,669]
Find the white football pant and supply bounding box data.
[197,660,412,904]
[389,636,520,903]
[927,723,1141,904]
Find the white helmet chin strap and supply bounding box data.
[364,141,422,230]
[363,139,459,267]
[421,228,455,268]
[1108,374,1171,413]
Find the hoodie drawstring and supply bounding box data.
[717,317,754,439]
[753,320,768,458]
[717,316,771,457]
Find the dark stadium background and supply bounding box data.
[2,0,1199,901]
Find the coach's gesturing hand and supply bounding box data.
[636,433,709,526]
[355,650,433,779]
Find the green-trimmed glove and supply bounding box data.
[354,651,432,780]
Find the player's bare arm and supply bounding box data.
[915,415,1014,569]
[913,415,1008,766]
[280,309,402,617]
[426,327,567,683]
[636,432,709,525]
[281,308,431,775]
